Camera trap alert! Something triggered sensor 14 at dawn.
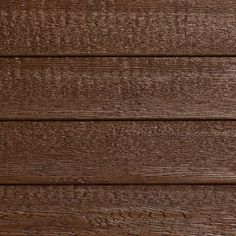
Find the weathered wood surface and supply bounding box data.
[0,185,236,235]
[0,0,235,56]
[0,57,235,120]
[0,121,235,184]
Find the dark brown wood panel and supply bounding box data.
[0,0,235,55]
[0,185,236,235]
[0,121,235,184]
[0,57,235,120]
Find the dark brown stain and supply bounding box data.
[0,0,235,56]
[0,121,235,184]
[0,0,235,235]
[0,185,236,235]
[0,57,235,120]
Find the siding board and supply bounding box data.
[0,57,235,120]
[0,0,235,55]
[1,0,235,234]
[0,121,235,184]
[0,185,235,235]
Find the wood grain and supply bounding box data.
[0,0,235,56]
[0,185,236,235]
[0,121,235,184]
[0,57,235,120]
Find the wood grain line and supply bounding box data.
[0,185,236,235]
[0,57,235,120]
[0,121,235,184]
[0,0,235,55]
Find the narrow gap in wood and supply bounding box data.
[0,183,236,186]
[0,118,236,122]
[0,55,236,58]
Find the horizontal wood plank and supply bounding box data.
[0,121,235,184]
[0,57,235,120]
[0,185,236,235]
[0,0,235,55]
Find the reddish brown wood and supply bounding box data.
[0,0,235,55]
[0,121,235,184]
[1,0,235,234]
[0,57,235,120]
[0,185,236,235]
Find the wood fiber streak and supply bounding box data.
[0,0,235,55]
[0,185,236,235]
[0,121,235,184]
[0,57,235,120]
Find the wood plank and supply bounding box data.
[0,0,235,56]
[0,57,235,120]
[0,185,235,235]
[0,121,235,184]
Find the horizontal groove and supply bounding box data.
[0,55,236,58]
[0,118,236,122]
[0,183,236,186]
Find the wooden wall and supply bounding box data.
[0,1,235,235]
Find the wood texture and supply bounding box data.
[0,185,236,235]
[0,121,235,184]
[0,0,235,56]
[1,0,235,234]
[0,57,235,120]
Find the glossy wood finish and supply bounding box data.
[0,57,235,120]
[0,121,235,184]
[0,185,236,235]
[0,0,235,56]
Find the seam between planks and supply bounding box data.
[0,55,236,58]
[0,118,236,122]
[0,183,236,186]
